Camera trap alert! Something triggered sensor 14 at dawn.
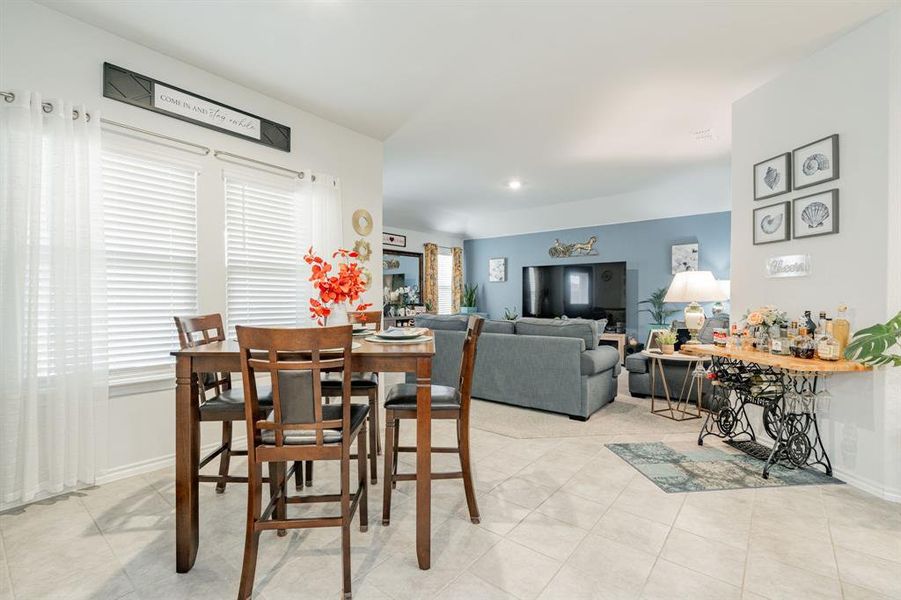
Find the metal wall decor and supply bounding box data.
[548,235,598,258]
[102,63,290,152]
[352,209,373,236]
[353,239,372,261]
[383,257,400,270]
[766,254,811,278]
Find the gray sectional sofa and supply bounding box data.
[411,315,620,420]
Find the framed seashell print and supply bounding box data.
[753,152,791,200]
[792,134,839,190]
[793,189,839,239]
[753,201,791,245]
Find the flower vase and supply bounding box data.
[323,303,349,326]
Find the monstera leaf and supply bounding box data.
[844,311,901,367]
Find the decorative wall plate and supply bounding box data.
[352,209,373,236]
[360,267,373,290]
[353,238,372,261]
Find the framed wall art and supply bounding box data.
[793,189,839,239]
[488,257,507,282]
[793,134,839,190]
[753,152,791,200]
[383,232,406,248]
[671,243,699,274]
[753,202,791,245]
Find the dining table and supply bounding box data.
[170,332,436,573]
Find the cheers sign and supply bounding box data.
[766,254,811,278]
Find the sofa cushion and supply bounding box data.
[482,319,515,334]
[414,314,469,331]
[580,346,620,376]
[624,354,648,374]
[515,318,598,349]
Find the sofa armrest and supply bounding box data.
[580,346,620,376]
[624,354,648,374]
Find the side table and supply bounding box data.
[640,350,709,421]
[599,332,626,364]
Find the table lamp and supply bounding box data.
[664,271,727,344]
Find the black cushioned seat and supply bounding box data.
[320,371,379,389]
[384,383,460,411]
[260,403,369,445]
[199,385,273,418]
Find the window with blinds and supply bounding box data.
[225,174,309,334]
[102,148,198,378]
[437,251,454,315]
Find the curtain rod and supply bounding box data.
[213,150,307,180]
[2,90,212,156]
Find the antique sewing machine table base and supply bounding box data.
[682,345,868,480]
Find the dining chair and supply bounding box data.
[317,309,384,486]
[173,314,274,493]
[236,324,368,600]
[381,315,484,526]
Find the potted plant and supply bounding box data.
[640,287,679,328]
[658,330,678,355]
[460,283,479,314]
[504,305,519,320]
[844,310,901,367]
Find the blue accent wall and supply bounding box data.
[464,211,731,343]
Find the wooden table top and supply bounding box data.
[680,344,869,373]
[640,350,709,362]
[171,332,436,358]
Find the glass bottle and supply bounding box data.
[817,311,828,342]
[769,325,790,355]
[817,320,841,361]
[803,311,817,336]
[790,326,815,359]
[787,320,799,339]
[833,305,851,354]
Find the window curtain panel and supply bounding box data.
[0,91,108,510]
[422,242,439,312]
[309,173,343,256]
[451,247,463,314]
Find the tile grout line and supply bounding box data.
[635,491,686,598]
[77,494,141,597]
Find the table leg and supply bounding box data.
[415,356,432,570]
[175,355,200,572]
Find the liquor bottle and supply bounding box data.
[790,326,815,359]
[817,320,841,361]
[803,311,817,336]
[769,324,790,355]
[787,320,799,339]
[818,311,828,340]
[833,305,851,354]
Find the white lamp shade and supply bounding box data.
[664,271,728,303]
[718,279,731,300]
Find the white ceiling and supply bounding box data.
[37,0,892,236]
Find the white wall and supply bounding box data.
[731,11,900,500]
[1,1,384,481]
[461,161,730,240]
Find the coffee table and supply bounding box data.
[640,349,709,421]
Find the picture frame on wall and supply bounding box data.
[793,189,839,239]
[792,134,839,190]
[488,257,507,282]
[671,243,699,274]
[646,328,670,352]
[753,201,791,245]
[753,152,791,201]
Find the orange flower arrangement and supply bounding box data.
[304,247,372,325]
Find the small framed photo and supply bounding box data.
[753,202,791,245]
[793,134,839,190]
[488,257,506,282]
[383,232,406,248]
[753,152,791,200]
[646,328,670,351]
[793,189,839,239]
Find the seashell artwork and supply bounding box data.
[763,166,781,190]
[802,153,830,176]
[760,213,784,234]
[800,201,830,228]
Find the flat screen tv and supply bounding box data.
[522,262,626,326]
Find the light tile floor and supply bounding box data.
[1,378,899,600]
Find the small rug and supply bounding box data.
[606,441,843,493]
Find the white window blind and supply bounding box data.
[225,173,309,333]
[437,251,454,315]
[102,148,198,377]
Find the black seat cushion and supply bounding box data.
[320,371,379,390]
[260,403,370,445]
[199,384,273,419]
[384,383,460,411]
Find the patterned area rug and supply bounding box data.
[606,441,843,493]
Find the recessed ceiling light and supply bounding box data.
[507,179,522,190]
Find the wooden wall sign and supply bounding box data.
[102,63,291,152]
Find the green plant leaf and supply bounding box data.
[843,311,901,367]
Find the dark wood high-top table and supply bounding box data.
[171,334,436,573]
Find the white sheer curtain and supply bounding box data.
[0,91,107,510]
[309,172,343,254]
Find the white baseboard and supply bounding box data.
[832,466,901,504]
[96,436,247,486]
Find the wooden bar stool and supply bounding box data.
[236,324,368,600]
[173,314,274,493]
[317,309,384,485]
[381,315,484,525]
